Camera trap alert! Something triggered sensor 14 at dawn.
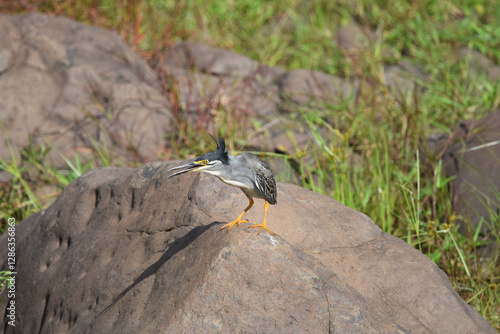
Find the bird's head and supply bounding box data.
[167,134,229,178]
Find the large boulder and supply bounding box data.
[0,161,495,333]
[0,13,172,164]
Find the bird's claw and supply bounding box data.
[249,223,275,236]
[220,218,248,232]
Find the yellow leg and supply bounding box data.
[249,201,275,236]
[220,197,253,232]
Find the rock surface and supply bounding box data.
[431,109,500,235]
[0,13,172,164]
[0,161,496,333]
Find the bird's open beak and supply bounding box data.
[167,160,209,178]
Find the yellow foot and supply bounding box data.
[249,223,275,236]
[220,218,248,232]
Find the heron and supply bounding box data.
[166,135,277,236]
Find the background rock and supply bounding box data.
[0,14,421,167]
[0,161,495,333]
[154,41,284,120]
[383,61,427,95]
[435,109,500,235]
[337,22,373,53]
[459,47,500,82]
[278,69,356,108]
[0,13,173,164]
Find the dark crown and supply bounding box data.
[198,134,229,164]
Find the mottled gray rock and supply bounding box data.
[0,13,173,164]
[436,110,500,235]
[0,161,495,333]
[183,41,258,77]
[154,42,283,117]
[279,69,357,107]
[459,47,500,82]
[337,22,374,52]
[384,61,427,95]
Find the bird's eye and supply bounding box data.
[195,159,209,166]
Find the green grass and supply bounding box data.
[1,0,499,329]
[0,271,14,302]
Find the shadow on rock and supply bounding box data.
[95,222,220,321]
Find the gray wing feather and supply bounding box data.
[254,161,277,204]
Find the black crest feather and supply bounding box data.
[208,133,229,164]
